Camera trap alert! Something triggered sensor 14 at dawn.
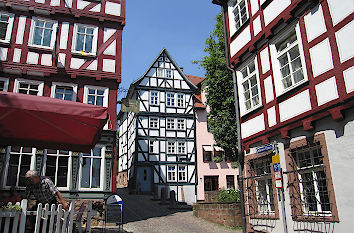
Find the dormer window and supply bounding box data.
[233,0,248,31]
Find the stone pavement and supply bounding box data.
[91,188,241,233]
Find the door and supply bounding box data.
[137,167,152,192]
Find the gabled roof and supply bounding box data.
[186,74,207,109]
[131,48,198,91]
[186,75,205,86]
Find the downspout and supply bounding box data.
[219,4,247,233]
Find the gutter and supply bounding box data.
[218,4,247,233]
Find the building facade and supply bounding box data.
[187,75,239,202]
[117,49,198,204]
[0,0,125,199]
[213,0,353,232]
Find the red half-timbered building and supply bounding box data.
[213,0,353,232]
[0,0,125,199]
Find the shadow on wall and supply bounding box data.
[116,188,191,224]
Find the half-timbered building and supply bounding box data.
[118,48,198,204]
[213,0,353,232]
[0,0,125,199]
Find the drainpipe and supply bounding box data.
[219,4,247,233]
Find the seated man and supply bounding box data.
[25,170,68,210]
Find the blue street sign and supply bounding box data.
[273,163,281,172]
[256,144,274,154]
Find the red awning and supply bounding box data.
[0,91,108,152]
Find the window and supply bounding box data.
[0,77,9,91]
[45,150,70,189]
[73,24,98,54]
[30,18,57,48]
[166,69,172,78]
[14,79,44,96]
[288,140,332,216]
[177,93,184,107]
[84,86,108,107]
[150,91,159,105]
[227,175,235,189]
[276,30,304,90]
[204,176,219,191]
[166,93,175,107]
[166,118,175,130]
[149,140,157,153]
[157,68,164,77]
[241,60,260,111]
[167,165,176,182]
[149,117,159,129]
[167,141,176,154]
[5,147,34,188]
[0,12,14,42]
[177,142,186,154]
[51,82,77,101]
[178,165,187,182]
[250,156,275,214]
[203,146,212,162]
[80,147,103,189]
[233,0,248,31]
[177,119,185,130]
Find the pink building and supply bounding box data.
[187,75,238,202]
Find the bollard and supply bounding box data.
[160,188,166,204]
[169,190,177,208]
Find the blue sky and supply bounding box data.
[119,0,221,99]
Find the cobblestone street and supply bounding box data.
[92,189,241,233]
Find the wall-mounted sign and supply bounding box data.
[274,171,282,179]
[273,163,281,172]
[275,179,283,189]
[272,154,280,164]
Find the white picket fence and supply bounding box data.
[0,199,75,233]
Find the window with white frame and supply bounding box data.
[178,165,187,182]
[166,118,175,130]
[274,29,305,91]
[30,18,57,48]
[176,93,184,107]
[45,149,70,189]
[73,24,98,54]
[233,0,248,31]
[149,140,158,154]
[80,146,103,189]
[177,142,186,154]
[166,69,172,78]
[250,156,275,214]
[5,147,34,188]
[167,165,176,182]
[14,79,44,96]
[166,93,175,107]
[150,91,159,106]
[177,119,185,130]
[157,68,164,77]
[149,117,159,129]
[0,12,14,42]
[84,86,108,107]
[0,77,9,91]
[52,83,77,101]
[167,141,176,154]
[241,59,260,111]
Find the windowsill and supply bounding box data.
[78,188,103,191]
[276,79,309,100]
[293,214,338,223]
[230,18,250,41]
[71,50,97,58]
[241,103,263,117]
[250,213,278,220]
[28,44,53,51]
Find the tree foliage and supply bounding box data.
[196,13,238,160]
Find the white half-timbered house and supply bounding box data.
[118,48,198,204]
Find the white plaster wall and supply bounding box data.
[103,42,116,56]
[70,57,84,69]
[230,25,251,57]
[77,0,90,9]
[90,5,101,13]
[16,16,26,44]
[227,1,237,37]
[335,20,354,63]
[343,66,354,93]
[59,22,69,50]
[105,2,121,16]
[241,114,265,139]
[0,47,7,61]
[26,52,39,64]
[309,38,333,77]
[260,47,270,74]
[58,53,66,68]
[304,5,326,42]
[250,0,259,16]
[50,0,60,6]
[327,0,353,25]
[87,60,97,70]
[315,76,338,106]
[102,59,115,73]
[13,49,21,63]
[279,90,311,122]
[41,54,52,66]
[263,0,291,26]
[104,28,116,43]
[264,75,274,103]
[253,16,262,36]
[267,106,276,127]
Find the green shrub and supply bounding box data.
[217,188,240,203]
